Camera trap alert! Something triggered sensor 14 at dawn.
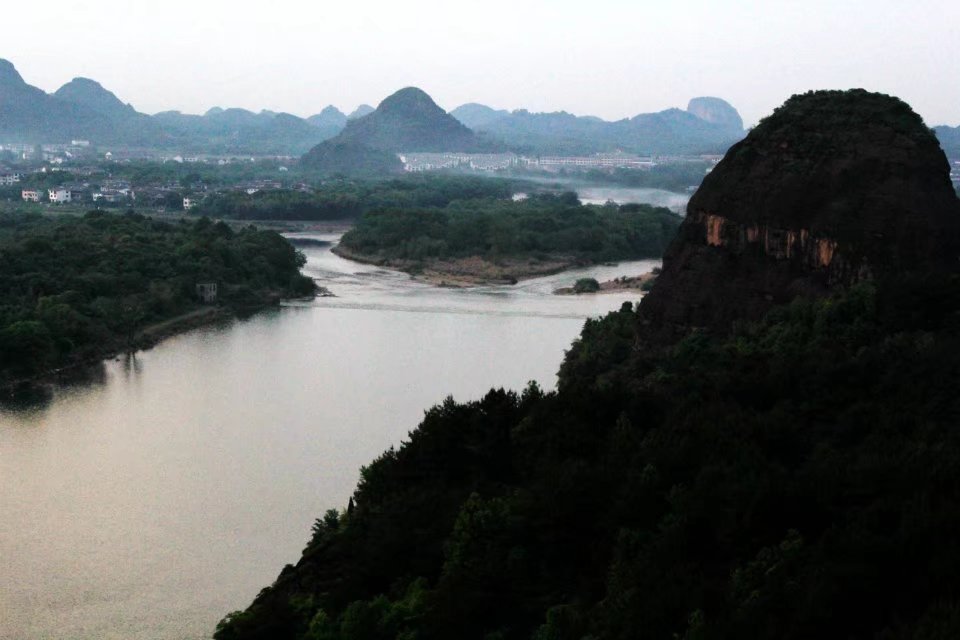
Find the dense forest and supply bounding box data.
[194,175,520,221]
[0,211,314,381]
[215,89,960,640]
[215,273,960,640]
[338,194,682,264]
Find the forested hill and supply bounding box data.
[215,89,960,640]
[0,212,315,382]
[300,87,488,175]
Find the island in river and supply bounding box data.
[334,193,682,286]
[553,271,658,295]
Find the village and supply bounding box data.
[3,138,958,216]
[0,140,301,213]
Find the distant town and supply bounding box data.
[0,140,732,213]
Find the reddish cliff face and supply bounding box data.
[639,90,960,341]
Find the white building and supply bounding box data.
[0,173,21,186]
[48,188,72,204]
[183,197,196,210]
[21,189,40,202]
[93,190,131,203]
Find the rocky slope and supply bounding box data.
[639,89,960,342]
[687,96,744,131]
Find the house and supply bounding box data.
[0,173,21,186]
[48,188,71,204]
[183,197,196,210]
[92,189,130,204]
[196,282,218,303]
[21,189,40,202]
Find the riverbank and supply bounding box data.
[0,296,301,395]
[553,272,658,295]
[332,244,583,287]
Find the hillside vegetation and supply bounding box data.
[216,274,960,640]
[194,176,520,221]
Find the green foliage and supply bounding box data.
[216,272,960,640]
[572,278,600,293]
[0,211,313,380]
[193,175,519,221]
[340,193,681,264]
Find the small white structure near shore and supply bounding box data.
[48,188,72,204]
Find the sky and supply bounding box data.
[3,0,959,126]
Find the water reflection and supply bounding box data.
[121,352,144,377]
[0,236,659,640]
[1,362,109,414]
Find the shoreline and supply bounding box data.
[0,296,303,396]
[331,244,584,287]
[554,272,658,295]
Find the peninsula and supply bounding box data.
[0,211,315,386]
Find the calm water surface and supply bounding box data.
[0,237,658,640]
[577,185,690,212]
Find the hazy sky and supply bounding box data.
[4,0,959,126]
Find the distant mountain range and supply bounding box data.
[0,59,357,154]
[449,96,747,155]
[2,57,957,162]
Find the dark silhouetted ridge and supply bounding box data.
[639,89,960,342]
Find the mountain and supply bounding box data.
[308,106,348,129]
[148,108,328,154]
[53,77,170,147]
[300,87,487,174]
[216,89,960,640]
[934,124,960,160]
[639,89,960,343]
[686,96,744,131]
[449,103,510,129]
[53,77,138,120]
[299,140,402,175]
[332,87,482,152]
[451,97,746,155]
[348,104,375,120]
[0,59,112,143]
[0,58,332,154]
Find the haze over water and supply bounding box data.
[0,237,659,639]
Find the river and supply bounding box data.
[0,236,660,640]
[576,185,690,212]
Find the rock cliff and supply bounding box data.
[639,89,960,341]
[687,96,744,131]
